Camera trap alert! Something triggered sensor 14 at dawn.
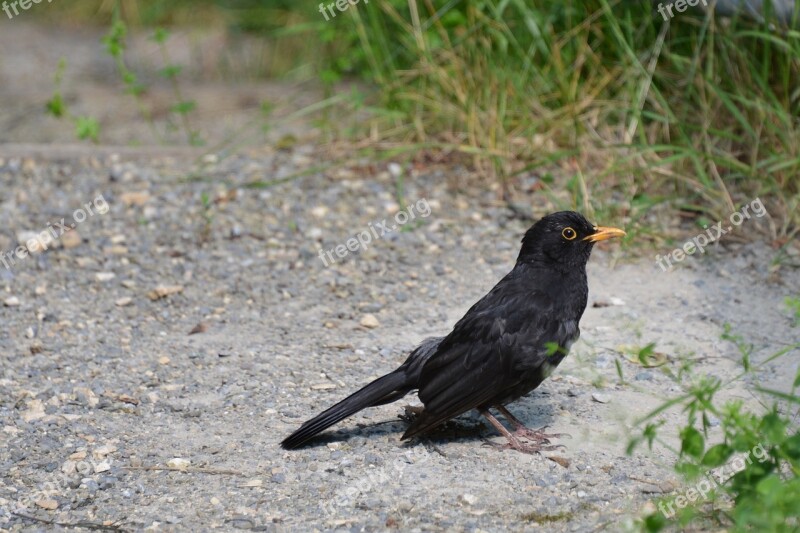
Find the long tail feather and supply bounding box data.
[280,371,410,449]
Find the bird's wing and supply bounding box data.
[403,272,570,438]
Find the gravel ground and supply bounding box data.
[0,145,798,532]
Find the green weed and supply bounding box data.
[630,328,800,531]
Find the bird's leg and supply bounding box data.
[493,405,570,443]
[479,409,562,454]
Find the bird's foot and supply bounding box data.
[482,435,564,454]
[480,409,567,454]
[492,406,570,444]
[513,425,571,444]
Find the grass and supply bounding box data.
[328,0,800,241]
[38,0,799,243]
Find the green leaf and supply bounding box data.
[159,65,183,79]
[46,93,65,118]
[75,117,99,142]
[638,342,656,365]
[614,358,624,382]
[171,101,196,115]
[701,443,732,467]
[544,342,565,357]
[320,68,341,85]
[626,436,642,455]
[681,427,705,459]
[102,19,127,57]
[122,71,138,86]
[754,386,800,404]
[759,412,786,442]
[644,422,660,449]
[151,28,169,44]
[643,512,667,532]
[783,433,800,460]
[674,461,703,478]
[127,83,146,97]
[755,474,782,496]
[260,100,275,115]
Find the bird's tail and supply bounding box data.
[280,370,412,449]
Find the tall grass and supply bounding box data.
[323,0,799,238]
[36,0,800,237]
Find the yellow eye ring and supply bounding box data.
[562,227,577,240]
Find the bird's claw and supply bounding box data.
[482,438,564,454]
[513,425,571,443]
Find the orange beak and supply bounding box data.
[583,226,626,243]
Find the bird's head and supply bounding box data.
[517,211,625,268]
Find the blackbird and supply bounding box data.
[281,211,625,452]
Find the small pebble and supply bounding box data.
[35,498,58,510]
[360,314,380,329]
[459,493,478,505]
[82,478,100,492]
[166,458,191,470]
[95,272,116,282]
[592,393,610,404]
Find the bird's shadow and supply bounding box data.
[285,394,558,450]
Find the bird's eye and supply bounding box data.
[562,227,577,241]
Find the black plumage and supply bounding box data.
[281,211,625,452]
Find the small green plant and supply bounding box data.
[94,5,199,144]
[101,16,157,140]
[199,191,214,242]
[618,343,668,368]
[45,58,101,142]
[722,323,755,372]
[786,296,800,327]
[629,328,800,532]
[151,27,201,145]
